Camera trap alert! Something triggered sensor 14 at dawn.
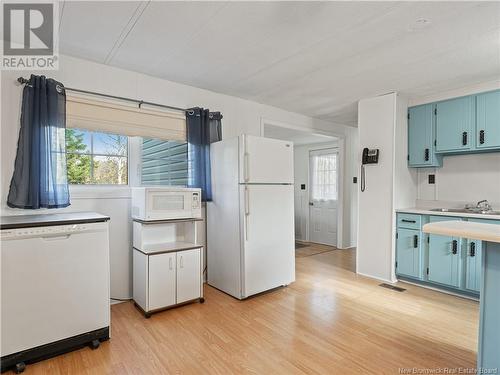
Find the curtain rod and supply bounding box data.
[17,76,189,113]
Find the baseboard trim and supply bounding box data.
[397,278,479,301]
[356,272,396,284]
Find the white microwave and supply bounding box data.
[131,187,202,221]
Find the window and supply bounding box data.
[141,138,188,186]
[311,152,337,201]
[65,129,128,184]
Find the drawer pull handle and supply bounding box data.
[452,240,458,255]
[401,219,416,223]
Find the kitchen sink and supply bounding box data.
[430,208,471,213]
[483,211,500,215]
[430,208,500,215]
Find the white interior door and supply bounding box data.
[240,135,294,183]
[309,149,338,246]
[241,184,295,298]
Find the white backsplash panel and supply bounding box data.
[417,153,500,208]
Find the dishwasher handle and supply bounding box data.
[42,234,72,241]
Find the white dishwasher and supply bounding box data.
[1,212,110,373]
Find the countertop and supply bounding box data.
[134,241,203,255]
[0,212,110,229]
[396,208,500,221]
[423,221,500,243]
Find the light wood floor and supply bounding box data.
[24,244,478,374]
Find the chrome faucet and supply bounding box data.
[476,200,492,211]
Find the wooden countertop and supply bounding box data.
[423,221,500,243]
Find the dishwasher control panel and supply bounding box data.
[0,222,106,240]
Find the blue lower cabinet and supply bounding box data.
[396,213,500,295]
[465,219,500,293]
[465,239,482,292]
[428,234,462,288]
[396,229,422,279]
[427,216,463,288]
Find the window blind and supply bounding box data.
[66,94,186,141]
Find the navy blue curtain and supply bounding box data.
[7,75,70,209]
[186,108,222,202]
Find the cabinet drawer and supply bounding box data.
[397,214,421,229]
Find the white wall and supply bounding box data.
[410,79,500,209]
[293,141,339,243]
[1,54,356,298]
[417,154,500,207]
[356,93,416,283]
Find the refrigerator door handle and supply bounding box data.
[245,186,250,240]
[244,152,250,182]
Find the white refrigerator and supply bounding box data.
[207,135,295,299]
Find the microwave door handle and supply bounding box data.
[245,186,250,240]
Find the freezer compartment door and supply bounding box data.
[240,184,295,298]
[239,135,294,184]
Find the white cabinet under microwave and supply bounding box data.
[131,187,202,221]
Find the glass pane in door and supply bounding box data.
[311,153,337,201]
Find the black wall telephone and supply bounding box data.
[360,148,380,192]
[362,148,379,164]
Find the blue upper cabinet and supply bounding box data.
[408,104,442,167]
[476,90,500,150]
[408,90,500,168]
[435,96,475,153]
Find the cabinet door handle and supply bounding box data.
[462,132,468,146]
[479,130,485,145]
[401,219,416,223]
[452,240,458,255]
[169,257,173,270]
[470,242,476,257]
[413,235,418,248]
[180,256,183,268]
[424,148,429,162]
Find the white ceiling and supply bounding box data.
[264,124,337,146]
[59,1,500,126]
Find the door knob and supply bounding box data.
[309,202,314,206]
